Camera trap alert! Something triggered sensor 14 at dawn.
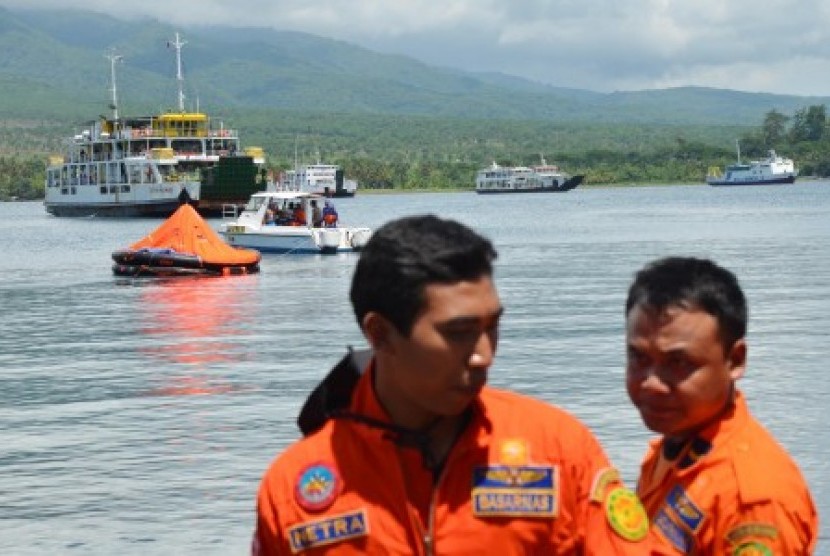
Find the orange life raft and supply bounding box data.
[112,203,261,277]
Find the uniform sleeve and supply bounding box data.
[714,500,818,555]
[572,425,670,555]
[252,475,289,556]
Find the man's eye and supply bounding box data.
[667,356,695,375]
[627,349,648,367]
[444,328,480,341]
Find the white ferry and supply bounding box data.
[707,142,797,186]
[475,159,583,194]
[44,34,267,217]
[278,162,358,197]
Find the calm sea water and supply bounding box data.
[1,183,829,554]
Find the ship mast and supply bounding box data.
[105,50,123,120]
[168,32,187,111]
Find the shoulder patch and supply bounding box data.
[294,462,341,512]
[605,486,649,542]
[589,467,621,503]
[725,522,779,545]
[732,540,773,556]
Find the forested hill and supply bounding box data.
[1,6,828,125]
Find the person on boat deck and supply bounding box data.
[252,214,663,555]
[276,203,292,224]
[321,200,338,228]
[263,208,276,226]
[310,199,323,227]
[292,202,307,226]
[624,256,818,554]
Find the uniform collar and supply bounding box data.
[660,389,749,469]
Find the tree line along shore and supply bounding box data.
[3,105,830,201]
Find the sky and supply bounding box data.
[4,0,830,97]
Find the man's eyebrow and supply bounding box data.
[441,308,505,327]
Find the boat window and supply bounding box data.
[100,186,107,194]
[172,139,203,154]
[121,185,130,193]
[245,197,266,211]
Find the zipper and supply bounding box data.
[422,471,443,556]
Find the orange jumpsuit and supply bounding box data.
[254,363,656,555]
[637,390,818,554]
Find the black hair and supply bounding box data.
[349,214,497,336]
[625,256,747,350]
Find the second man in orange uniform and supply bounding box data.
[625,256,818,554]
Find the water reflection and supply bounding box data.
[134,275,259,395]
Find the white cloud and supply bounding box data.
[3,0,830,95]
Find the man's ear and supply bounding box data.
[362,312,396,353]
[727,338,747,381]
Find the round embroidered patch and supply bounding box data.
[733,540,773,556]
[499,439,529,466]
[294,462,341,512]
[605,486,649,541]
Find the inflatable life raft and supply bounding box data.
[112,247,259,277]
[112,203,261,277]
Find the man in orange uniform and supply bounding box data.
[253,215,657,555]
[625,256,818,554]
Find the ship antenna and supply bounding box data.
[105,50,123,120]
[735,138,741,164]
[168,32,187,111]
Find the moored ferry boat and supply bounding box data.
[278,162,358,197]
[475,158,583,194]
[44,34,267,217]
[706,143,797,186]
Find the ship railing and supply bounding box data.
[209,129,238,138]
[163,171,199,183]
[222,204,240,220]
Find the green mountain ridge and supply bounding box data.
[2,6,828,126]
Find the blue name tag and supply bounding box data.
[288,509,369,553]
[472,465,557,518]
[654,507,693,553]
[666,485,705,532]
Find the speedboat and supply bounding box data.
[219,191,371,254]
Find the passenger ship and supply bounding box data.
[475,159,584,194]
[706,145,797,186]
[44,34,266,217]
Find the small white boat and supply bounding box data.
[219,191,371,254]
